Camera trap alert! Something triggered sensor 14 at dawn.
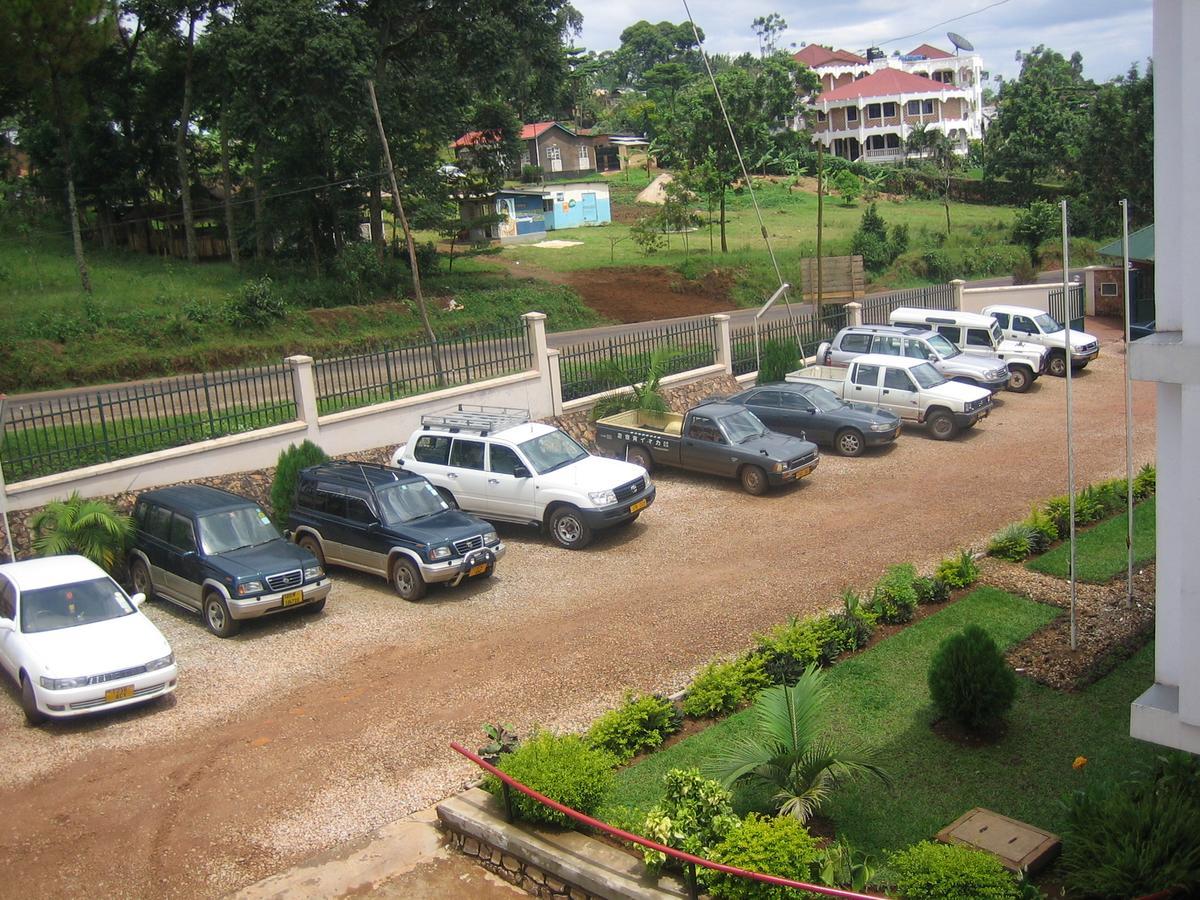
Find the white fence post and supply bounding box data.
[950,279,966,311]
[286,355,321,444]
[546,348,565,416]
[711,314,733,375]
[846,302,863,327]
[1082,266,1098,316]
[523,312,549,373]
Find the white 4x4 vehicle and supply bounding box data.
[981,304,1100,376]
[392,406,655,550]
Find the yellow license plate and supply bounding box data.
[797,464,815,478]
[629,498,648,514]
[281,590,304,607]
[468,563,489,577]
[105,685,134,703]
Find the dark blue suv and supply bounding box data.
[286,462,504,601]
[130,485,331,637]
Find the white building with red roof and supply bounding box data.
[795,42,985,163]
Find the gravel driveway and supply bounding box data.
[0,327,1158,899]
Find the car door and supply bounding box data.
[343,491,389,573]
[871,334,904,359]
[830,331,871,366]
[485,443,539,521]
[447,438,490,511]
[846,363,882,405]
[681,415,729,475]
[163,511,203,609]
[141,503,176,596]
[879,366,922,421]
[0,576,19,679]
[741,389,787,432]
[990,310,1011,329]
[781,390,831,444]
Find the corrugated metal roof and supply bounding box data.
[1098,224,1155,262]
[818,68,953,102]
[794,44,867,67]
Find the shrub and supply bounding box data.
[683,656,770,718]
[224,276,288,327]
[928,625,1017,732]
[402,240,441,276]
[817,837,876,894]
[270,440,330,524]
[708,814,822,900]
[913,576,950,605]
[1022,506,1059,553]
[488,731,615,827]
[1073,485,1107,525]
[1133,463,1156,501]
[520,164,543,183]
[1060,752,1200,898]
[755,615,843,684]
[934,550,979,589]
[826,590,877,652]
[585,692,681,763]
[889,841,1019,899]
[478,723,519,765]
[868,563,918,624]
[641,768,740,872]
[1043,495,1072,536]
[30,492,132,572]
[987,523,1034,561]
[756,339,800,385]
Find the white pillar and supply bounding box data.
[711,314,733,374]
[845,302,863,327]
[546,348,565,417]
[523,312,549,375]
[286,355,321,444]
[1082,266,1098,317]
[950,278,966,311]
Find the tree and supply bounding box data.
[704,665,891,822]
[30,492,133,572]
[751,13,788,57]
[834,167,861,206]
[607,20,703,88]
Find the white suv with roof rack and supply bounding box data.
[391,405,656,550]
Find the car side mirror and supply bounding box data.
[130,592,147,609]
[513,465,532,479]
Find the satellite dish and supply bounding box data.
[947,31,974,54]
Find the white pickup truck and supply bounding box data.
[786,354,992,440]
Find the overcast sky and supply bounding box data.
[567,0,1153,84]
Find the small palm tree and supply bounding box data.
[30,491,132,572]
[703,664,891,823]
[591,345,683,420]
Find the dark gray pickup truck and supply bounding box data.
[594,402,819,495]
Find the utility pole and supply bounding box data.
[816,141,824,317]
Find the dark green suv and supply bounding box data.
[130,485,331,637]
[286,462,505,601]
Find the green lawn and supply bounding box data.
[604,588,1159,858]
[1027,499,1156,583]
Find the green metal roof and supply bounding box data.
[1099,224,1154,262]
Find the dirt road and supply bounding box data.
[0,326,1156,899]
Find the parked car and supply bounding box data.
[0,555,177,725]
[130,485,331,637]
[981,304,1100,375]
[818,324,1011,394]
[787,354,992,440]
[288,461,504,600]
[393,406,654,551]
[887,307,1048,393]
[723,382,901,457]
[594,401,819,495]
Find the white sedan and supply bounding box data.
[0,555,178,725]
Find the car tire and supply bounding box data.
[297,534,325,567]
[1047,351,1068,377]
[1075,360,1090,370]
[20,673,47,726]
[389,557,426,601]
[129,558,155,600]
[626,445,654,474]
[1006,366,1033,393]
[204,591,241,638]
[548,506,593,550]
[739,465,769,495]
[834,428,865,458]
[436,488,458,509]
[927,411,956,441]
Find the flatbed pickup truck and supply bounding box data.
[786,354,992,441]
[594,402,819,495]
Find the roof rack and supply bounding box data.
[420,404,530,436]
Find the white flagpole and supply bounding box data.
[1121,199,1134,607]
[1062,201,1077,651]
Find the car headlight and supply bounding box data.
[588,489,617,506]
[145,652,175,672]
[870,421,894,431]
[772,461,787,473]
[40,675,91,690]
[483,530,499,546]
[237,580,264,596]
[992,369,1008,380]
[303,565,324,581]
[429,546,452,561]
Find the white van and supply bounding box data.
[887,307,1048,393]
[981,304,1100,376]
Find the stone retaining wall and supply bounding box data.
[446,829,599,900]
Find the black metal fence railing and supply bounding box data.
[2,364,297,483]
[731,307,849,376]
[1049,283,1087,331]
[313,322,533,415]
[858,283,956,325]
[558,318,718,402]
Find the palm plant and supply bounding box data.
[703,664,891,823]
[591,346,683,419]
[29,491,133,571]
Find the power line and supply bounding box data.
[874,0,1014,51]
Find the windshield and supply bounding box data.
[1035,313,1063,334]
[926,334,960,358]
[198,507,282,554]
[374,480,448,524]
[20,576,136,634]
[721,409,769,443]
[519,430,589,474]
[805,387,845,413]
[911,362,948,389]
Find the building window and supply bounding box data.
[882,102,897,117]
[906,99,935,116]
[846,106,858,123]
[577,144,589,164]
[543,199,554,213]
[866,103,881,119]
[816,110,827,122]
[546,145,561,162]
[1100,282,1120,296]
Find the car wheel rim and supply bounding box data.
[933,419,952,437]
[556,516,581,544]
[746,471,763,489]
[1011,371,1028,390]
[840,433,861,454]
[207,600,225,630]
[395,565,415,595]
[133,564,149,594]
